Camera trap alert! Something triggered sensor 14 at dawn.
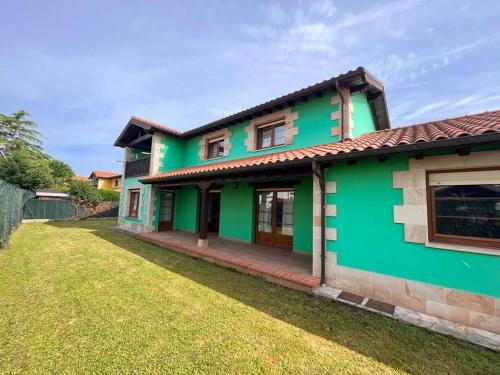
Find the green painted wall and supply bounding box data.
[181,90,349,167]
[219,183,254,242]
[293,176,313,253]
[351,92,376,137]
[152,91,376,170]
[160,135,185,172]
[173,186,199,232]
[166,176,314,252]
[325,153,500,297]
[119,177,150,226]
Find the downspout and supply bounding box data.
[312,159,326,286]
[335,80,345,142]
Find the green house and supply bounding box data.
[114,67,500,342]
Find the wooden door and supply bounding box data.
[207,192,221,233]
[158,190,175,231]
[255,190,294,249]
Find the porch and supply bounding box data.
[133,230,320,293]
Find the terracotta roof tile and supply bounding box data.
[92,171,122,178]
[141,109,500,183]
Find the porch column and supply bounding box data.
[197,182,211,248]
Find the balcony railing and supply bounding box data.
[125,156,151,178]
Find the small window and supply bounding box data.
[257,121,286,150]
[114,178,119,187]
[207,138,224,159]
[427,169,500,249]
[128,189,140,218]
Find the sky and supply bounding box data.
[1,0,500,176]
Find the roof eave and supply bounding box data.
[139,132,500,184]
[113,117,179,148]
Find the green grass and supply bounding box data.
[0,220,498,374]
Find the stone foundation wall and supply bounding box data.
[321,252,500,334]
[117,218,146,233]
[75,201,119,219]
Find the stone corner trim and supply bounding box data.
[331,89,354,139]
[312,174,338,276]
[244,107,298,152]
[325,181,336,194]
[150,133,167,174]
[198,128,232,161]
[392,150,500,246]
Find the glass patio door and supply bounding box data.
[255,190,294,249]
[158,190,175,231]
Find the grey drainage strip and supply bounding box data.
[313,285,499,352]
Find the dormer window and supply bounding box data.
[207,137,225,159]
[257,121,286,150]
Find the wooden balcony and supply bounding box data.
[125,156,150,178]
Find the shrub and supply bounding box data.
[68,180,102,203]
[98,189,120,201]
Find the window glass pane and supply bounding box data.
[257,192,273,232]
[207,141,217,159]
[129,191,140,217]
[276,191,294,236]
[207,139,225,158]
[258,127,272,148]
[274,123,286,145]
[159,191,173,221]
[433,184,500,239]
[217,139,224,157]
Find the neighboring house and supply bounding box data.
[89,171,122,192]
[114,67,500,339]
[33,189,69,200]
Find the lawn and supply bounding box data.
[0,220,498,374]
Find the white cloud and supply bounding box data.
[403,101,450,120]
[471,94,500,106]
[453,95,482,107]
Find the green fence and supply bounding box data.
[23,199,76,220]
[23,200,119,220]
[0,180,34,246]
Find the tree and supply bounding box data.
[0,110,44,158]
[49,159,75,187]
[0,148,54,190]
[68,180,102,203]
